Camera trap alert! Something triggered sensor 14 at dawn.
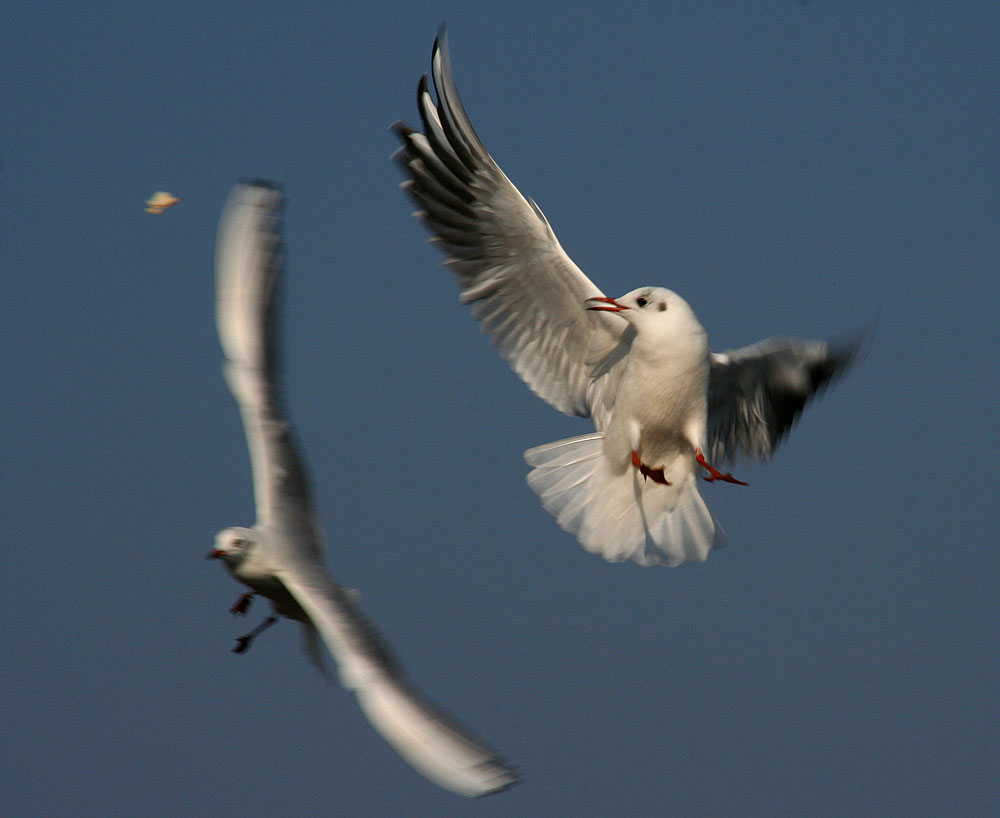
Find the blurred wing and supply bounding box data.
[707,337,858,464]
[215,181,316,543]
[392,31,624,419]
[279,562,518,797]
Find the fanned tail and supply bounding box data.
[524,434,725,566]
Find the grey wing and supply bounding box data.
[392,31,624,419]
[707,337,858,464]
[278,562,518,797]
[215,181,316,541]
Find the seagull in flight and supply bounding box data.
[392,33,857,567]
[208,181,517,796]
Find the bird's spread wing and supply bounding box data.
[392,32,624,419]
[215,181,317,544]
[707,337,858,464]
[278,561,518,797]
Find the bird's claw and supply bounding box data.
[701,472,748,485]
[230,615,277,655]
[631,450,671,486]
[695,449,748,486]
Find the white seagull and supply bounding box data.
[208,181,517,797]
[393,33,857,567]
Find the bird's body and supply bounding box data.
[523,287,725,565]
[209,181,516,797]
[394,33,857,566]
[215,526,307,620]
[598,288,710,472]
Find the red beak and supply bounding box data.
[586,296,628,312]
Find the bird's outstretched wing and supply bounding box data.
[707,337,858,464]
[278,562,518,797]
[215,181,316,544]
[393,31,624,419]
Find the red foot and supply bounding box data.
[631,450,671,485]
[695,448,748,485]
[230,592,255,616]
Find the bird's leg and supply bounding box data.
[230,592,255,616]
[695,448,748,485]
[631,450,671,486]
[233,615,277,654]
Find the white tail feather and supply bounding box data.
[525,434,725,566]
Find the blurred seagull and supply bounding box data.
[145,190,179,214]
[208,181,517,797]
[393,33,857,567]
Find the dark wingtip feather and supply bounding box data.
[832,318,876,372]
[816,327,870,395]
[389,120,416,137]
[237,177,283,192]
[434,23,448,54]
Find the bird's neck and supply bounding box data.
[632,325,708,368]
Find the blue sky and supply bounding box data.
[3,2,998,816]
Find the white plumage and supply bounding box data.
[393,33,857,566]
[209,181,517,797]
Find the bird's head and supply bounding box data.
[208,526,257,567]
[586,287,702,337]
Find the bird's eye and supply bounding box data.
[636,297,648,308]
[658,301,667,312]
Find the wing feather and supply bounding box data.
[393,32,624,418]
[707,337,858,463]
[279,563,518,797]
[215,182,316,543]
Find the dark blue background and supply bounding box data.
[3,3,997,816]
